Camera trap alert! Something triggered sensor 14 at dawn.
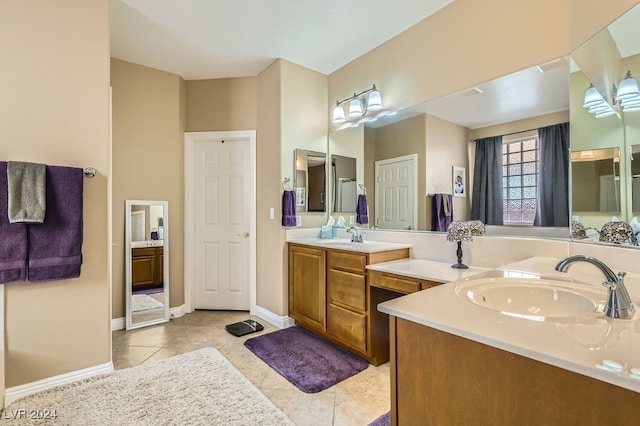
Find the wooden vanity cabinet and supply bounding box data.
[389,317,640,425]
[368,270,442,365]
[288,244,327,334]
[288,243,409,364]
[132,246,163,291]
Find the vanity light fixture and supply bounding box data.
[582,83,619,118]
[583,84,606,108]
[616,71,640,101]
[332,84,383,123]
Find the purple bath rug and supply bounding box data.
[243,326,369,393]
[368,411,391,426]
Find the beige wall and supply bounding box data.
[256,60,286,315]
[281,61,329,229]
[0,0,110,387]
[329,0,638,127]
[185,77,257,131]
[426,114,470,223]
[373,115,427,230]
[110,59,185,319]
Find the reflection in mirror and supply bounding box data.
[125,200,169,330]
[571,148,621,235]
[330,59,570,236]
[632,145,640,215]
[569,2,640,246]
[331,154,357,213]
[295,149,327,213]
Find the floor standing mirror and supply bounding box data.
[125,200,170,330]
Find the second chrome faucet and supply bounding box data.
[555,255,635,319]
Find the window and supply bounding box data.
[502,136,539,224]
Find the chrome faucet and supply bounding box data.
[555,255,635,319]
[347,226,363,243]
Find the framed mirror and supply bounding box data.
[125,200,169,330]
[295,149,327,213]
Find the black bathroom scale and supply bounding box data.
[225,319,264,337]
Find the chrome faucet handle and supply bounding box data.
[602,271,635,319]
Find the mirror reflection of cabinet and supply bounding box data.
[295,149,327,213]
[125,200,169,330]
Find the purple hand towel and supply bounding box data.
[282,190,297,227]
[27,165,83,282]
[432,193,453,232]
[0,162,28,284]
[356,194,368,225]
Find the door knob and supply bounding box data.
[237,232,250,238]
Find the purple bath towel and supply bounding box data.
[432,193,453,232]
[27,165,83,282]
[0,162,28,284]
[282,190,296,227]
[356,194,368,224]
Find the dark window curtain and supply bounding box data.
[534,122,570,227]
[471,136,503,225]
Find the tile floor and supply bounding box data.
[112,310,391,426]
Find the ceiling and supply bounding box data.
[111,1,640,132]
[110,0,454,80]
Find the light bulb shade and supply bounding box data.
[333,105,346,123]
[367,89,383,111]
[624,105,640,112]
[616,71,640,101]
[595,109,616,118]
[588,103,611,113]
[348,98,364,117]
[621,96,640,107]
[583,85,606,108]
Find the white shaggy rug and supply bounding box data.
[3,348,293,425]
[131,294,164,312]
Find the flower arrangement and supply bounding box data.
[571,222,587,239]
[599,221,638,245]
[446,221,472,242]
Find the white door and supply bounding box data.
[190,133,254,310]
[375,154,417,230]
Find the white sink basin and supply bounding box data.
[456,276,602,321]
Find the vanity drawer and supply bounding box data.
[327,303,367,352]
[328,251,367,274]
[132,247,156,257]
[328,269,366,311]
[377,273,421,294]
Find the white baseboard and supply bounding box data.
[252,305,295,329]
[111,304,187,331]
[5,361,113,407]
[169,304,187,319]
[111,317,125,331]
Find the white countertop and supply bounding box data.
[131,240,164,248]
[287,238,411,253]
[378,256,640,393]
[366,258,489,283]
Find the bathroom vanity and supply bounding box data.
[378,257,640,425]
[288,239,410,365]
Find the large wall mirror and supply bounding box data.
[569,2,640,246]
[329,58,570,236]
[125,200,169,330]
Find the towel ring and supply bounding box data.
[282,177,296,191]
[358,184,367,195]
